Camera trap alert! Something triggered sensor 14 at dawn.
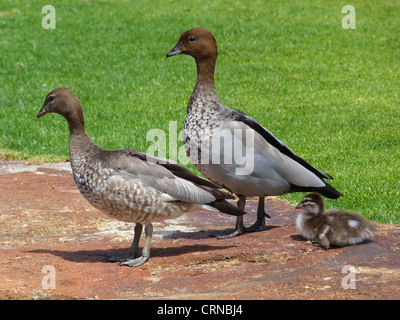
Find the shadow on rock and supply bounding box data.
[28,243,238,263]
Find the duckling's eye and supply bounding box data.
[188,36,196,43]
[46,94,56,105]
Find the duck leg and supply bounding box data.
[106,223,143,263]
[245,197,271,232]
[217,196,246,239]
[107,223,153,267]
[120,223,153,267]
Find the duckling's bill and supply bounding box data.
[37,105,49,118]
[295,203,304,209]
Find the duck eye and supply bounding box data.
[46,94,56,104]
[188,36,196,43]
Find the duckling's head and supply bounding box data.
[296,193,324,216]
[166,27,218,61]
[37,88,85,132]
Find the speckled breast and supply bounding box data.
[70,159,187,224]
[183,105,223,167]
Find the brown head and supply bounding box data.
[296,193,325,216]
[166,28,218,62]
[37,88,85,133]
[167,28,219,88]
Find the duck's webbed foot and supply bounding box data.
[245,197,270,233]
[217,215,245,239]
[217,197,246,239]
[106,223,153,267]
[118,255,149,267]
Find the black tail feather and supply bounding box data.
[289,181,343,199]
[208,199,246,216]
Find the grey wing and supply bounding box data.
[229,108,334,180]
[102,150,216,204]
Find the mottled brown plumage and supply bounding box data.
[296,193,378,247]
[37,88,245,267]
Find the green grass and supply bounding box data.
[0,0,399,223]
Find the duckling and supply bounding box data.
[167,28,342,238]
[295,193,378,248]
[37,88,246,267]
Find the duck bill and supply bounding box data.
[295,204,303,210]
[166,43,182,57]
[37,104,48,118]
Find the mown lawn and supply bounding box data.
[0,0,399,223]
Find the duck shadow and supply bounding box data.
[28,243,237,264]
[290,234,306,242]
[215,224,281,237]
[288,234,376,250]
[155,224,281,240]
[27,226,282,264]
[155,229,218,240]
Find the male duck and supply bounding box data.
[167,28,342,238]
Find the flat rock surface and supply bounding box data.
[0,160,399,300]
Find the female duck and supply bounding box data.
[37,88,245,266]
